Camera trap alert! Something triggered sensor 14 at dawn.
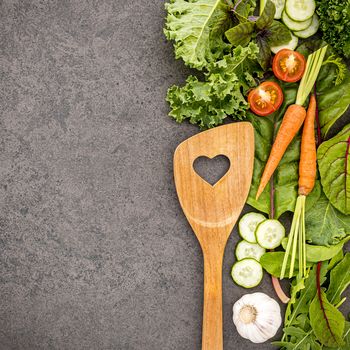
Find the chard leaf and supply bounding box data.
[267,20,292,47]
[327,253,350,305]
[318,124,350,215]
[305,192,350,246]
[164,0,232,69]
[323,322,350,350]
[225,22,255,47]
[247,82,321,217]
[309,289,345,348]
[256,0,275,29]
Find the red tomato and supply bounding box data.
[272,49,306,83]
[248,81,284,116]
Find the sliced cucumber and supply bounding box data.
[271,0,286,19]
[255,219,285,249]
[285,0,315,22]
[235,240,266,262]
[231,258,263,288]
[238,212,267,243]
[282,10,312,31]
[293,14,319,38]
[271,33,298,54]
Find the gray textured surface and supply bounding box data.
[0,1,348,350]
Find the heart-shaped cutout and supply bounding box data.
[193,155,230,186]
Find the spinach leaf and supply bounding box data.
[327,253,350,305]
[281,236,349,262]
[305,192,350,246]
[318,124,350,215]
[305,237,350,262]
[297,41,350,137]
[260,251,312,277]
[164,0,233,69]
[309,289,345,348]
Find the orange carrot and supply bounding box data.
[299,94,317,196]
[256,104,307,199]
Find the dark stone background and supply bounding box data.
[0,1,349,349]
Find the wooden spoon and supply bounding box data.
[174,122,254,350]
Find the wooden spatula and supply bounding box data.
[174,122,254,350]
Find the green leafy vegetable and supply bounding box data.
[309,289,345,348]
[322,54,347,86]
[297,42,350,138]
[284,263,328,328]
[273,327,321,349]
[328,249,344,271]
[305,237,350,262]
[305,192,350,246]
[318,124,350,215]
[260,251,312,277]
[164,0,233,69]
[316,0,350,58]
[166,43,262,129]
[281,236,350,262]
[327,253,350,305]
[323,322,350,350]
[225,0,291,69]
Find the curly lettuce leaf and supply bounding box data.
[318,124,350,215]
[164,0,233,69]
[166,43,262,129]
[316,0,350,58]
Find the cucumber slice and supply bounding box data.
[231,258,263,288]
[271,33,298,54]
[255,219,285,249]
[285,0,315,22]
[271,0,286,19]
[293,14,319,38]
[238,212,267,243]
[282,10,312,31]
[235,240,266,261]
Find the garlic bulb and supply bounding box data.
[232,292,282,343]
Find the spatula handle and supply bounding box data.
[202,247,224,350]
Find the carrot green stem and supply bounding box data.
[296,46,328,106]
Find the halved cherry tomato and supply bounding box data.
[272,49,306,83]
[248,81,284,116]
